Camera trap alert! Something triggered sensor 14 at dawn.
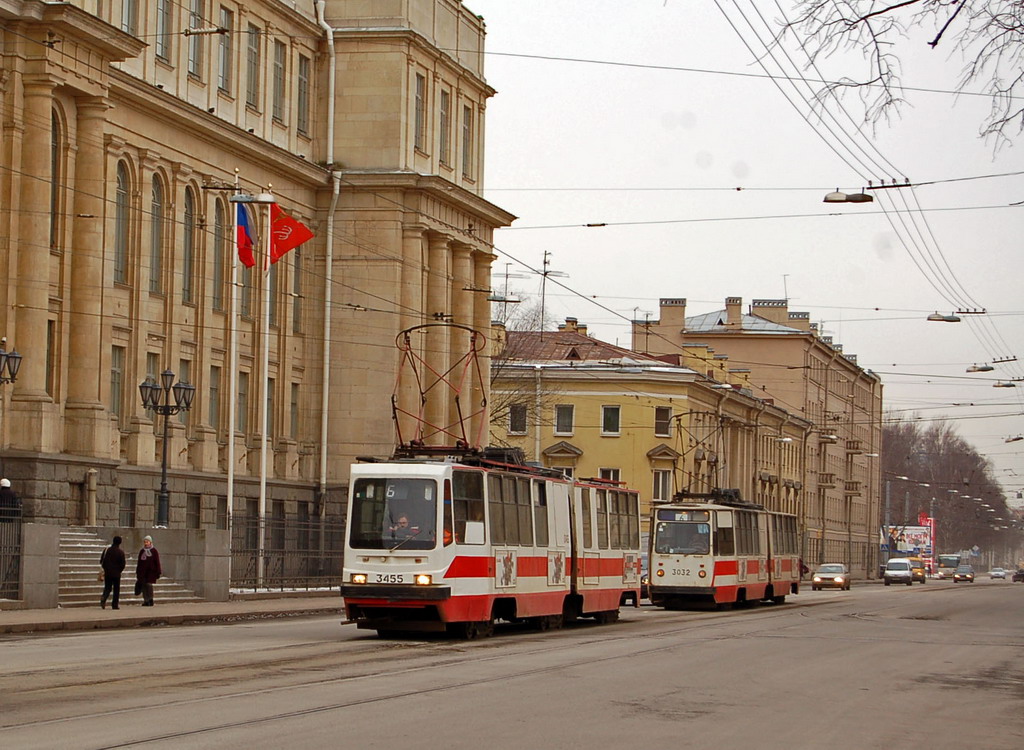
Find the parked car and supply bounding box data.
[883,558,914,586]
[908,557,927,584]
[1012,569,1024,583]
[953,565,975,583]
[989,568,1007,580]
[811,563,850,591]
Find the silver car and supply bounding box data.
[812,563,851,591]
[989,568,1007,580]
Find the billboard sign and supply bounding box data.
[881,525,932,555]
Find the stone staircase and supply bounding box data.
[59,528,204,608]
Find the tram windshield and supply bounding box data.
[653,521,711,555]
[350,478,438,550]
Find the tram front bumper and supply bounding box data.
[340,584,451,602]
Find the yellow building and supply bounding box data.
[632,298,883,577]
[0,1,512,531]
[492,319,812,542]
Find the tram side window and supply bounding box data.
[488,474,504,544]
[608,492,622,549]
[596,489,609,550]
[533,480,549,546]
[625,492,639,548]
[517,477,534,546]
[736,511,754,555]
[502,476,520,545]
[453,470,485,545]
[580,488,593,548]
[715,525,735,555]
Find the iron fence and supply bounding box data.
[230,514,345,591]
[0,512,22,600]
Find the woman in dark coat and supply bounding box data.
[135,535,162,606]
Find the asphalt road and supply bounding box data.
[2,579,1021,749]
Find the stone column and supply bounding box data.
[8,78,57,454]
[396,224,425,443]
[424,232,450,444]
[65,97,111,456]
[471,250,494,446]
[449,243,473,444]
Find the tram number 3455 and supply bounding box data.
[375,573,404,584]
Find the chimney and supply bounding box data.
[561,317,579,332]
[576,323,587,337]
[750,299,789,325]
[725,297,742,327]
[658,298,687,330]
[787,311,810,331]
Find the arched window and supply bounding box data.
[213,200,225,310]
[50,111,62,250]
[182,187,195,303]
[114,162,130,284]
[149,176,165,293]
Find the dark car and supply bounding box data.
[811,563,850,591]
[952,565,975,583]
[1013,569,1024,583]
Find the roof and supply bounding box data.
[685,310,804,334]
[502,330,669,365]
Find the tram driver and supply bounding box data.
[389,513,420,540]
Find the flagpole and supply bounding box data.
[257,190,274,590]
[227,170,240,589]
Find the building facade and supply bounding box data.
[493,319,812,539]
[0,1,512,535]
[632,298,884,577]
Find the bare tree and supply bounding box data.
[783,1,1024,148]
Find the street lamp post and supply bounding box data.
[139,370,195,528]
[0,339,23,478]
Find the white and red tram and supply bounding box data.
[340,454,642,638]
[648,491,800,609]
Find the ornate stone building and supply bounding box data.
[0,1,512,529]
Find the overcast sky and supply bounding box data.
[467,0,1024,503]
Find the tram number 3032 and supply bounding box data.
[672,568,692,576]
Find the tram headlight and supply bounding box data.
[351,574,368,584]
[415,574,432,586]
[698,570,707,578]
[656,569,665,577]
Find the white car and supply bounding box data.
[989,568,1007,580]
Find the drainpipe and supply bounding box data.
[533,366,542,462]
[315,2,340,565]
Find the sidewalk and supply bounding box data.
[0,593,344,635]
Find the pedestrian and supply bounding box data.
[0,477,21,521]
[100,535,126,610]
[135,535,162,606]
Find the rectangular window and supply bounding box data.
[297,55,310,134]
[45,320,56,397]
[580,488,593,549]
[218,7,233,92]
[461,104,473,178]
[502,476,520,546]
[110,345,125,419]
[599,468,621,483]
[212,202,225,310]
[241,264,253,317]
[291,248,302,332]
[290,382,299,438]
[187,493,202,529]
[178,359,192,426]
[246,24,261,107]
[273,40,286,121]
[414,73,426,151]
[237,371,249,433]
[555,404,574,435]
[533,480,549,547]
[269,262,279,328]
[188,0,205,78]
[209,365,222,434]
[271,499,285,549]
[453,470,485,545]
[121,0,138,36]
[266,377,275,438]
[215,495,228,530]
[655,406,672,437]
[155,0,172,61]
[596,489,609,550]
[439,90,451,165]
[119,489,136,527]
[487,474,504,545]
[601,405,621,435]
[653,469,673,502]
[508,403,527,434]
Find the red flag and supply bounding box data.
[236,204,256,268]
[269,203,314,264]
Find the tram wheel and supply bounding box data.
[772,595,787,605]
[594,610,620,624]
[547,614,564,630]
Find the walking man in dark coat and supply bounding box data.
[135,535,162,606]
[100,535,127,609]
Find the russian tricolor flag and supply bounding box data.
[236,203,256,268]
